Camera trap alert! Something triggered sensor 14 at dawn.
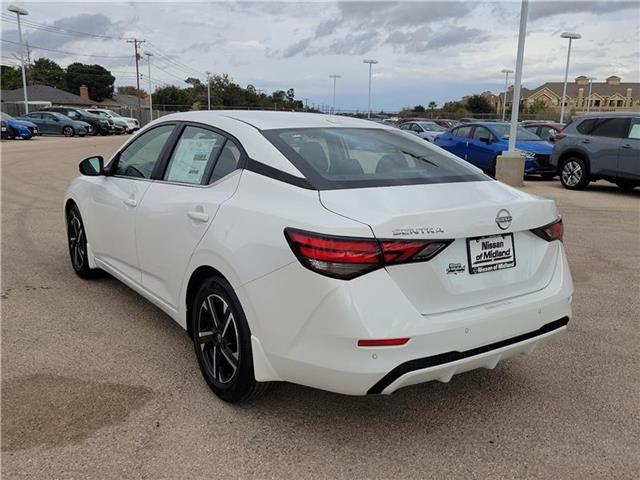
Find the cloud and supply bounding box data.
[328,31,381,55]
[315,18,341,37]
[279,37,314,58]
[426,27,490,50]
[529,1,639,20]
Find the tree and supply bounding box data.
[117,85,147,98]
[28,58,65,89]
[413,104,426,112]
[442,101,468,114]
[0,65,22,90]
[65,63,115,101]
[466,94,493,114]
[152,85,192,111]
[428,101,437,111]
[526,99,552,115]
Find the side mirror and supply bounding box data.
[79,156,104,176]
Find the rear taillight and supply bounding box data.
[554,132,566,141]
[284,228,452,279]
[531,217,563,242]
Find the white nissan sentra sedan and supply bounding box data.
[64,111,574,402]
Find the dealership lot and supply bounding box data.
[2,136,639,479]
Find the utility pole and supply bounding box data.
[144,51,153,123]
[8,5,30,114]
[127,38,145,109]
[205,71,211,110]
[363,59,378,119]
[303,98,309,111]
[328,74,341,114]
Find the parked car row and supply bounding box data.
[0,107,140,140]
[396,112,638,191]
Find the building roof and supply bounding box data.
[503,79,639,103]
[112,94,141,107]
[0,84,119,106]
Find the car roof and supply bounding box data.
[572,111,640,120]
[158,110,393,131]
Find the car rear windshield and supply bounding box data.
[262,127,488,190]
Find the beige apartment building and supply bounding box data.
[497,75,640,114]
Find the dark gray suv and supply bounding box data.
[550,113,639,190]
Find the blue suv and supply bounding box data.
[436,122,555,178]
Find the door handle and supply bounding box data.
[621,144,632,149]
[581,139,591,144]
[187,210,209,222]
[123,197,137,207]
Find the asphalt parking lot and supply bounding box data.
[2,135,639,479]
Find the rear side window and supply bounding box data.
[164,126,225,185]
[576,118,599,134]
[211,141,242,182]
[263,127,487,190]
[589,118,630,138]
[628,118,640,140]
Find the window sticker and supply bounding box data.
[166,138,218,184]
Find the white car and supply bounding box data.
[399,120,448,142]
[86,108,139,133]
[65,111,574,402]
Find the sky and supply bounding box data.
[1,0,639,111]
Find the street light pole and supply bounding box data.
[8,5,30,114]
[363,59,378,119]
[507,0,529,153]
[143,52,153,122]
[559,32,581,123]
[501,68,514,121]
[586,76,595,113]
[205,71,211,110]
[329,74,341,114]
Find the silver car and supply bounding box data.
[550,112,640,190]
[399,121,448,143]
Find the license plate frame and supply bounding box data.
[466,233,516,275]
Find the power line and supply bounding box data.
[1,38,131,59]
[0,14,127,41]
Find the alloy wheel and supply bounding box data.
[63,126,74,137]
[197,294,240,385]
[561,161,582,187]
[67,210,85,270]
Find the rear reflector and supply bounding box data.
[357,338,410,347]
[285,228,452,279]
[531,217,563,242]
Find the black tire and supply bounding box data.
[66,205,100,279]
[78,132,86,138]
[615,180,639,191]
[63,126,74,137]
[190,276,269,403]
[540,173,556,180]
[6,127,16,140]
[99,131,108,136]
[559,156,589,190]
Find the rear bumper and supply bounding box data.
[240,241,574,395]
[368,316,567,394]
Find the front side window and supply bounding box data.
[263,127,487,189]
[589,117,630,138]
[399,123,412,131]
[116,125,174,178]
[164,126,225,185]
[472,126,493,142]
[452,126,472,138]
[491,124,541,140]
